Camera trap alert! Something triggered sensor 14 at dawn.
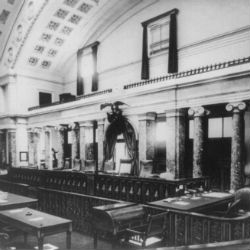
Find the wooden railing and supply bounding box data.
[1,176,250,247]
[4,168,210,202]
[94,174,210,203]
[38,187,119,233]
[165,210,250,247]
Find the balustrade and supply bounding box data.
[3,168,210,202]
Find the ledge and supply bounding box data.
[124,56,250,90]
[28,89,112,111]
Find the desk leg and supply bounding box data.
[37,231,44,250]
[23,232,28,245]
[66,223,72,249]
[93,231,97,249]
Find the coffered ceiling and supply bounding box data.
[0,0,143,79]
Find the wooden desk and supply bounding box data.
[0,207,72,250]
[148,192,234,212]
[0,192,37,210]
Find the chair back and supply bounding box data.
[103,160,115,172]
[119,159,132,175]
[73,158,81,171]
[235,187,250,211]
[139,160,153,177]
[147,212,168,236]
[84,160,95,172]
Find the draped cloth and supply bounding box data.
[77,49,84,96]
[168,11,178,73]
[103,116,138,175]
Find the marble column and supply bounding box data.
[166,109,187,178]
[139,113,156,163]
[97,119,105,170]
[57,126,66,168]
[226,102,246,191]
[8,129,16,167]
[71,122,80,167]
[0,130,6,166]
[44,128,51,169]
[188,106,209,178]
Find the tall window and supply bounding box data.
[77,41,99,95]
[141,9,178,79]
[148,17,169,55]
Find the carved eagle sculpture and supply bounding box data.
[100,101,126,111]
[100,101,127,123]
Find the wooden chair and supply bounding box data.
[73,158,81,171]
[119,159,132,175]
[235,187,250,211]
[84,160,95,172]
[0,232,9,249]
[103,160,115,173]
[124,211,168,247]
[139,160,153,178]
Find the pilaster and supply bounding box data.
[138,112,156,163]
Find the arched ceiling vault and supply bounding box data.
[0,0,143,81]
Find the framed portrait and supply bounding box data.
[20,151,28,162]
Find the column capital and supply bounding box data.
[97,119,105,126]
[188,106,210,117]
[68,122,79,130]
[79,121,94,128]
[226,102,246,113]
[165,109,186,118]
[138,112,156,121]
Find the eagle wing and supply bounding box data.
[100,103,113,110]
[113,101,127,107]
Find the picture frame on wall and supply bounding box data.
[20,151,28,162]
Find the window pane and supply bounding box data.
[161,23,169,41]
[151,26,161,43]
[156,121,166,142]
[81,54,93,77]
[209,118,222,138]
[223,117,232,137]
[189,120,194,139]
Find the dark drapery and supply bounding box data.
[168,11,178,73]
[77,49,84,96]
[91,42,99,92]
[103,116,138,175]
[123,121,138,176]
[141,24,149,80]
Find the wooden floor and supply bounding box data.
[4,231,128,250]
[4,232,250,250]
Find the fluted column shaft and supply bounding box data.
[188,107,209,178]
[226,102,246,191]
